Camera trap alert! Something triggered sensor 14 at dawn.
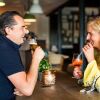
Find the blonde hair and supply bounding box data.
[87,17,100,33]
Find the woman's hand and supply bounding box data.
[73,67,83,79]
[82,42,95,63]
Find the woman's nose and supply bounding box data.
[86,34,90,41]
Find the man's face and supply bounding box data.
[6,15,29,45]
[86,26,100,50]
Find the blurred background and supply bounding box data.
[1,0,100,71]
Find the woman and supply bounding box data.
[73,17,100,92]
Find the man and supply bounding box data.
[0,11,45,99]
[73,17,100,92]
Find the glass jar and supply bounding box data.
[42,70,56,87]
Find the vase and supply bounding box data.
[41,70,56,87]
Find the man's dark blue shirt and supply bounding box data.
[0,34,24,100]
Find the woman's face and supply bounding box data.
[87,26,100,50]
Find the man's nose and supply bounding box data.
[25,29,29,34]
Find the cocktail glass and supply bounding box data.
[72,53,83,68]
[72,53,83,79]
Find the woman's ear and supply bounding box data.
[4,27,12,35]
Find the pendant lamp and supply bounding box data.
[24,12,36,23]
[0,0,5,6]
[29,0,43,14]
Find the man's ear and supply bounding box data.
[4,27,12,35]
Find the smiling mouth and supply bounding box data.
[22,36,26,41]
[89,41,94,46]
[86,40,94,46]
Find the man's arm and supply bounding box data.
[8,47,45,96]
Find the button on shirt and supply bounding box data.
[0,34,24,100]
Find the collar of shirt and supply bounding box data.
[0,34,21,50]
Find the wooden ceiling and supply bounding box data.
[1,0,100,15]
[40,0,68,15]
[1,0,68,15]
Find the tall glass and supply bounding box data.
[29,39,38,51]
[29,39,48,59]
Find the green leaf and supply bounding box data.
[39,59,52,72]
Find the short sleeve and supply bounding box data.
[0,48,24,76]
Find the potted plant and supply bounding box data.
[38,59,51,81]
[38,59,56,86]
[39,59,51,72]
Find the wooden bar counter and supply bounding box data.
[17,71,100,100]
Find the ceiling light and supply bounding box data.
[0,0,5,6]
[29,0,43,14]
[24,12,36,23]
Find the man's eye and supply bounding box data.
[23,26,27,30]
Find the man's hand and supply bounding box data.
[31,46,45,63]
[14,88,24,96]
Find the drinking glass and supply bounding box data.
[29,38,48,59]
[29,39,38,51]
[72,53,83,79]
[72,53,83,68]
